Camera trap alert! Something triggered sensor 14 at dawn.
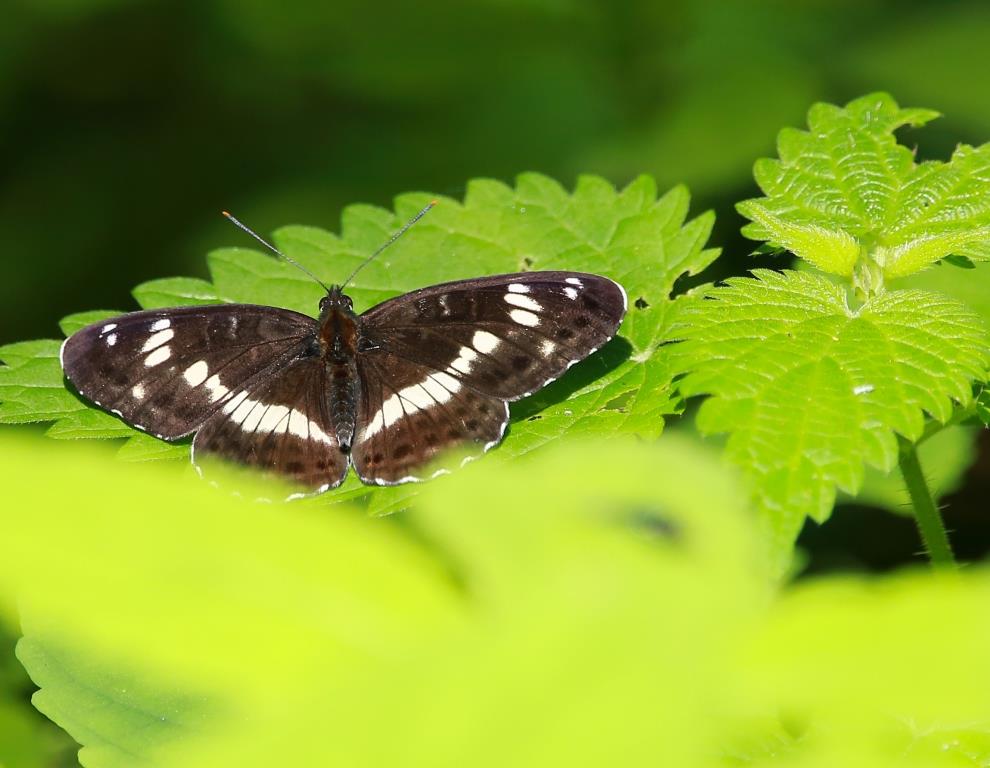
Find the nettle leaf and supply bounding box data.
[739,92,990,281]
[977,386,990,428]
[0,174,717,506]
[674,269,989,562]
[0,433,763,768]
[6,435,990,767]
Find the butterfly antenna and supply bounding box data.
[222,211,332,293]
[341,199,438,289]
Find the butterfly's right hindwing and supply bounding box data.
[192,355,349,496]
[61,305,314,439]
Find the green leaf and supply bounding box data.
[0,341,83,425]
[0,174,718,503]
[977,386,990,428]
[736,571,990,765]
[17,633,209,768]
[132,277,219,309]
[0,433,761,768]
[116,433,190,462]
[60,310,121,337]
[673,269,989,566]
[5,434,990,766]
[738,92,990,281]
[45,408,135,439]
[0,621,75,768]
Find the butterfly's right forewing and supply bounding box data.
[61,305,314,439]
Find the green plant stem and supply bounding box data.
[898,437,957,571]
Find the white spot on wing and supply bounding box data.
[241,401,267,432]
[540,339,555,357]
[382,397,404,429]
[432,371,460,393]
[132,384,145,400]
[106,333,118,346]
[144,345,171,367]
[448,346,478,375]
[363,411,385,439]
[205,374,229,402]
[309,422,334,445]
[563,287,578,300]
[183,360,209,387]
[288,410,309,439]
[222,390,248,415]
[142,329,174,352]
[565,277,583,286]
[507,283,530,294]
[472,330,500,354]
[422,372,459,402]
[362,371,463,440]
[504,293,542,311]
[150,318,171,331]
[101,323,118,334]
[509,309,540,327]
[257,404,291,434]
[398,383,435,411]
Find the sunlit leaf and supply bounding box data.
[739,92,990,281]
[673,269,989,567]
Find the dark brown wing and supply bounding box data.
[351,271,626,484]
[192,354,349,498]
[352,351,508,485]
[61,304,314,439]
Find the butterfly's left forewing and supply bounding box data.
[352,271,626,484]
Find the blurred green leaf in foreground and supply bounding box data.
[1,434,989,767]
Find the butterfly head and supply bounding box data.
[319,286,354,314]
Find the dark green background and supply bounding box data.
[7,0,990,344]
[3,0,990,573]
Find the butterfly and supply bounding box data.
[60,206,627,498]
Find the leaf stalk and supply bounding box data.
[898,436,957,571]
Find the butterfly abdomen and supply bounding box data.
[319,305,361,451]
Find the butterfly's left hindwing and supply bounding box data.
[61,305,314,439]
[352,351,509,485]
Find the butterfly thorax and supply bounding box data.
[317,289,361,451]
